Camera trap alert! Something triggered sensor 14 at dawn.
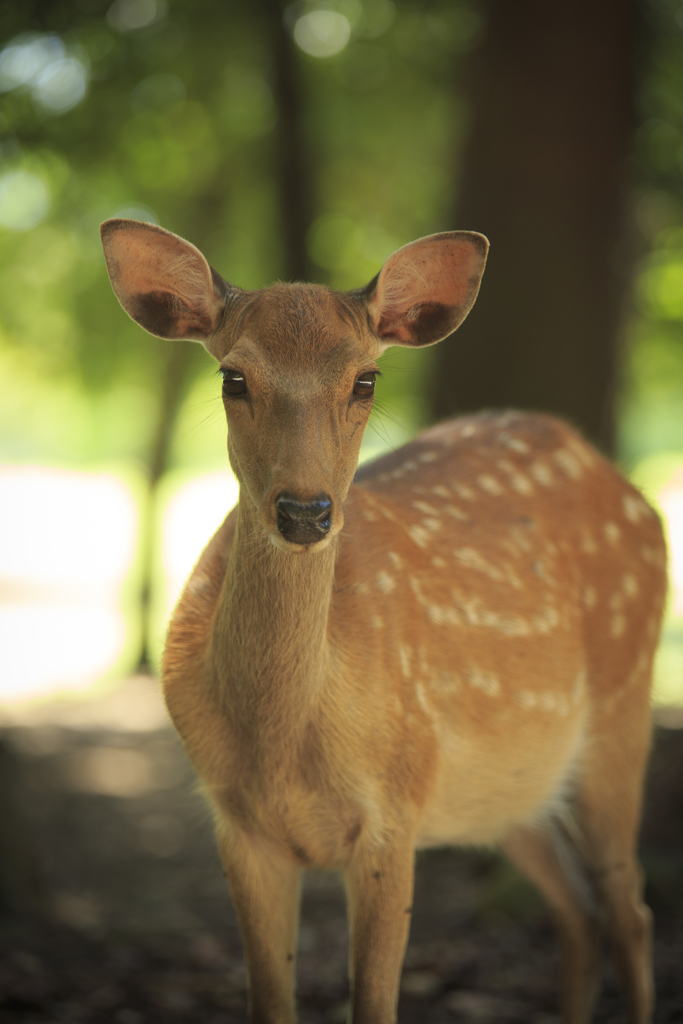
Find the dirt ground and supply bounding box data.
[1,676,682,1024]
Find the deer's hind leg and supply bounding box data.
[505,689,653,1024]
[569,701,654,1024]
[503,822,602,1024]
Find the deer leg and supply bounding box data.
[344,841,416,1024]
[218,827,302,1024]
[572,755,653,1024]
[503,823,601,1024]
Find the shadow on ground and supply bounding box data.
[1,677,682,1023]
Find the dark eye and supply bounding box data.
[222,369,247,396]
[353,372,376,398]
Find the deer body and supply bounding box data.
[102,221,667,1024]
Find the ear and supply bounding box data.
[364,231,489,348]
[100,219,237,355]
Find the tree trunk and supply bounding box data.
[266,0,316,282]
[433,0,634,454]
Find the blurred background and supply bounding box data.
[2,2,683,1021]
[0,0,682,704]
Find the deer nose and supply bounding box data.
[275,495,332,545]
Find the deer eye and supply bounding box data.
[353,372,376,398]
[222,369,247,396]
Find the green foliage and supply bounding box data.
[619,0,683,465]
[0,0,482,471]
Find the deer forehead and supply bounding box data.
[222,283,380,368]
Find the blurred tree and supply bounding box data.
[432,0,634,454]
[1,0,683,675]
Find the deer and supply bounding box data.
[101,218,667,1024]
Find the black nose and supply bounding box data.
[276,495,332,545]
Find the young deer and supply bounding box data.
[101,219,666,1024]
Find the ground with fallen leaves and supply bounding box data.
[1,677,682,1023]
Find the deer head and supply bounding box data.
[100,219,488,551]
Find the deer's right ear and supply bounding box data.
[100,219,239,358]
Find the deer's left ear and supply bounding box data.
[363,231,489,348]
[100,219,237,355]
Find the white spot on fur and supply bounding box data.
[622,492,652,523]
[610,613,626,638]
[496,458,533,494]
[371,615,383,629]
[531,606,560,634]
[583,585,597,610]
[452,482,475,501]
[539,692,570,715]
[512,473,533,495]
[431,556,447,569]
[398,646,412,678]
[454,547,522,588]
[462,424,477,437]
[553,448,582,479]
[362,509,378,522]
[407,525,432,548]
[505,437,530,453]
[478,474,504,496]
[516,690,569,715]
[531,462,553,486]
[352,582,368,595]
[445,504,468,521]
[432,485,452,499]
[388,551,403,569]
[419,450,438,463]
[402,460,418,472]
[412,500,440,515]
[622,573,639,598]
[604,522,620,545]
[451,591,533,636]
[425,603,461,626]
[422,518,442,532]
[376,571,396,594]
[568,439,597,468]
[467,665,501,697]
[580,530,598,555]
[622,494,641,523]
[415,682,434,717]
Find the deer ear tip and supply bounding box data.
[100,218,129,242]
[475,232,490,254]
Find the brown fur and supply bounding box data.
[101,220,667,1024]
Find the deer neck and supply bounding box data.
[211,493,336,739]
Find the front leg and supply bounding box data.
[344,840,416,1024]
[218,825,302,1024]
